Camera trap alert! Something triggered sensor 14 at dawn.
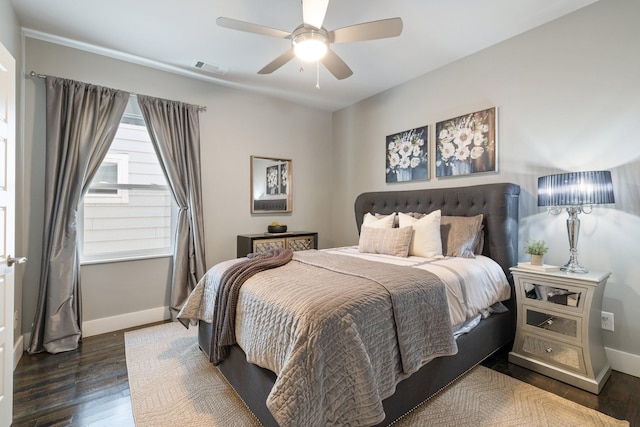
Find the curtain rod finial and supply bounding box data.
[30,71,46,79]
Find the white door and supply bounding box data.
[0,41,17,427]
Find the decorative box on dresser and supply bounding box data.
[509,267,612,394]
[237,232,318,258]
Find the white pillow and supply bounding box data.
[362,212,395,229]
[398,210,443,258]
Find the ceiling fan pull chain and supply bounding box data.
[316,61,321,89]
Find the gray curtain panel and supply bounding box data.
[137,95,206,318]
[29,76,129,354]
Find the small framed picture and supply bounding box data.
[435,107,497,177]
[385,126,428,183]
[266,164,279,195]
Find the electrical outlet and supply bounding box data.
[601,311,614,331]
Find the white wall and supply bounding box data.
[21,38,333,337]
[332,0,640,371]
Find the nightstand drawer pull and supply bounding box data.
[546,347,553,353]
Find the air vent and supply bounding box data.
[192,60,229,76]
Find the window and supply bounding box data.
[85,153,129,203]
[80,96,176,263]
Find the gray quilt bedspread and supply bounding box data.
[178,250,457,427]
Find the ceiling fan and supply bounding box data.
[216,0,403,80]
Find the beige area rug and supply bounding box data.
[125,322,629,427]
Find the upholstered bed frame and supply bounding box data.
[198,182,521,426]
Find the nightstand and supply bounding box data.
[508,267,612,394]
[236,232,318,258]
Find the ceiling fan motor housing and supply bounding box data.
[292,25,329,62]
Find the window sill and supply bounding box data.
[80,252,172,266]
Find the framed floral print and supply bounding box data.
[385,126,428,183]
[435,107,497,177]
[266,164,280,195]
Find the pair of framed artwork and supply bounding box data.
[385,107,497,183]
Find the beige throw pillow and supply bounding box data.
[398,210,443,258]
[440,214,484,258]
[358,226,413,257]
[363,212,396,229]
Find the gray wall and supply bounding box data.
[332,0,640,363]
[0,1,21,56]
[21,38,333,335]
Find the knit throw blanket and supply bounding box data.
[210,248,293,364]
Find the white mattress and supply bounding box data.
[323,246,511,329]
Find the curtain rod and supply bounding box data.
[29,70,207,112]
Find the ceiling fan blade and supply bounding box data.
[302,0,329,29]
[321,49,353,80]
[329,17,403,43]
[258,48,296,74]
[217,17,291,39]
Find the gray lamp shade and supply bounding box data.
[538,170,615,207]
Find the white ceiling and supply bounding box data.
[11,0,599,111]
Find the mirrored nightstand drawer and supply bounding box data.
[521,333,586,374]
[524,306,581,342]
[521,280,585,313]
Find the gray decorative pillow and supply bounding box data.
[358,226,413,257]
[440,214,484,258]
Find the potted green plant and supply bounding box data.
[524,238,549,266]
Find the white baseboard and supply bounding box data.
[606,347,640,378]
[13,334,24,371]
[18,306,170,353]
[82,306,170,337]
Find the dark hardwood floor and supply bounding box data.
[13,325,640,426]
[11,324,154,427]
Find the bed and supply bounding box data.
[181,182,520,426]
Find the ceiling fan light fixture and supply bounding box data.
[292,28,328,62]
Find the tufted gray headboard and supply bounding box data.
[354,183,520,309]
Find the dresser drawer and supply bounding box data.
[253,238,286,253]
[520,333,586,374]
[286,235,315,251]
